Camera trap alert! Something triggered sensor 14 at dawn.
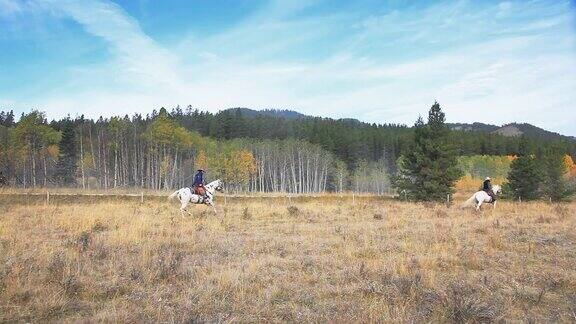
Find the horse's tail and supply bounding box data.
[461,194,476,208]
[168,189,180,201]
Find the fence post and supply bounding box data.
[446,193,450,206]
[46,191,49,204]
[352,193,355,205]
[140,192,144,203]
[224,195,227,205]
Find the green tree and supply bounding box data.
[11,111,60,187]
[505,138,543,200]
[394,102,462,201]
[54,119,78,186]
[540,146,573,201]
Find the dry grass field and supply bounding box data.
[0,195,575,322]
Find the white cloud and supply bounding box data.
[4,0,575,136]
[38,0,182,90]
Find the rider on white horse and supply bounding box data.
[168,179,224,216]
[191,169,208,201]
[482,177,496,202]
[462,177,502,211]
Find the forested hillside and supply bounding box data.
[0,106,574,193]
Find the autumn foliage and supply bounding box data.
[564,154,576,178]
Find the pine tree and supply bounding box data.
[0,110,15,127]
[232,108,248,138]
[216,110,234,139]
[505,137,542,200]
[541,146,573,201]
[394,102,462,201]
[54,120,78,186]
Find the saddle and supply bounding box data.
[484,189,497,202]
[191,185,206,196]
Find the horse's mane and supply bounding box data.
[205,179,221,188]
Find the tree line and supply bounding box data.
[0,105,574,197]
[0,109,366,193]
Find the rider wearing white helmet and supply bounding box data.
[482,177,495,201]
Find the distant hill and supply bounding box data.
[224,108,574,142]
[449,122,575,142]
[494,123,575,141]
[222,108,308,120]
[448,122,500,133]
[492,124,523,137]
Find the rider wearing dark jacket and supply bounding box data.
[192,169,207,199]
[483,177,496,201]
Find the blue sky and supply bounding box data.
[1,0,575,135]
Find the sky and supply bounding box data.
[0,0,575,135]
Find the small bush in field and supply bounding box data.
[441,282,501,323]
[76,231,91,252]
[61,275,82,297]
[553,205,569,218]
[242,207,252,220]
[435,209,448,218]
[47,252,66,280]
[91,221,108,232]
[152,246,184,280]
[89,241,109,260]
[287,206,299,216]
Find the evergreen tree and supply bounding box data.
[232,108,248,138]
[54,120,78,186]
[394,102,462,201]
[540,146,573,201]
[216,110,234,139]
[505,137,543,200]
[0,110,15,127]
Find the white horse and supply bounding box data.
[168,179,224,216]
[462,185,502,211]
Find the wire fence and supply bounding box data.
[0,191,394,205]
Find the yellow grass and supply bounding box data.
[0,187,385,197]
[1,196,575,322]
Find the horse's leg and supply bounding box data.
[476,200,482,211]
[207,200,218,215]
[493,200,497,211]
[180,199,189,217]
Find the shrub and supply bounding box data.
[242,207,252,220]
[287,206,299,216]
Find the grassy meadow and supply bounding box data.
[0,195,575,322]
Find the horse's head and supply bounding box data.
[216,180,224,193]
[493,184,502,194]
[209,179,224,193]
